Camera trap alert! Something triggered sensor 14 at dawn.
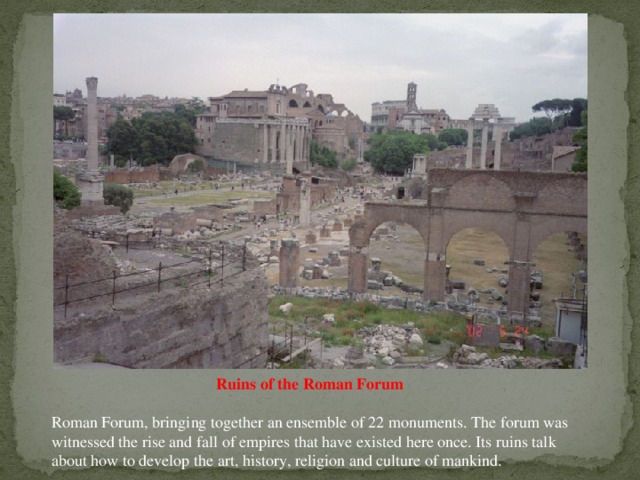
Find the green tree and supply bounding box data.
[107,111,196,166]
[571,112,588,172]
[53,106,75,137]
[509,117,553,141]
[103,184,134,214]
[107,118,139,165]
[532,98,573,123]
[341,157,357,172]
[310,141,339,168]
[175,99,206,127]
[364,130,429,174]
[187,158,205,172]
[568,98,588,127]
[438,128,467,147]
[53,170,80,209]
[422,133,440,152]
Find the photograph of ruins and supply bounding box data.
[53,14,587,370]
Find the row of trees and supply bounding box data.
[510,98,587,141]
[364,130,430,175]
[363,128,469,174]
[107,111,196,166]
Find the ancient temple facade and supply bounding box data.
[195,83,364,172]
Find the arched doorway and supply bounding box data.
[445,228,510,310]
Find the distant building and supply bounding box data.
[371,100,406,130]
[371,82,452,135]
[195,82,365,172]
[53,94,67,107]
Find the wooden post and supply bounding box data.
[242,242,247,271]
[220,244,225,286]
[208,249,212,288]
[126,233,129,253]
[112,270,117,306]
[64,274,69,319]
[158,262,162,293]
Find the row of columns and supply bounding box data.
[261,121,308,174]
[465,120,504,171]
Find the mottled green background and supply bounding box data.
[2,2,639,479]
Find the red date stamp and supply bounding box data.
[466,325,529,338]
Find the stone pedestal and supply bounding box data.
[320,224,331,237]
[424,257,446,302]
[332,220,343,231]
[348,251,368,293]
[305,231,317,244]
[279,239,300,289]
[507,262,531,317]
[76,171,105,207]
[299,179,311,227]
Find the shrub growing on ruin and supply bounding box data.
[103,183,134,214]
[187,158,205,172]
[340,158,357,172]
[53,170,81,210]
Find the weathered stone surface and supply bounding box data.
[54,269,269,368]
[408,333,424,348]
[547,337,575,357]
[323,313,335,324]
[279,302,293,314]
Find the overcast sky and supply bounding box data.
[54,13,587,123]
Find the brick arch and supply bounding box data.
[440,212,515,260]
[349,203,429,248]
[348,169,587,316]
[529,216,588,255]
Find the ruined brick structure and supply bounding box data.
[348,169,587,317]
[195,82,364,172]
[275,174,337,215]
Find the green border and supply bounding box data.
[2,2,639,479]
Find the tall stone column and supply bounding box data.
[296,125,302,162]
[279,239,300,289]
[285,125,293,175]
[76,76,104,207]
[466,123,474,169]
[299,179,311,227]
[86,77,99,172]
[480,118,489,170]
[263,123,269,163]
[507,203,534,319]
[280,122,286,164]
[493,125,503,171]
[271,123,277,162]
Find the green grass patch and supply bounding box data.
[268,295,468,347]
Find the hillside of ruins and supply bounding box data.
[53,78,587,370]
